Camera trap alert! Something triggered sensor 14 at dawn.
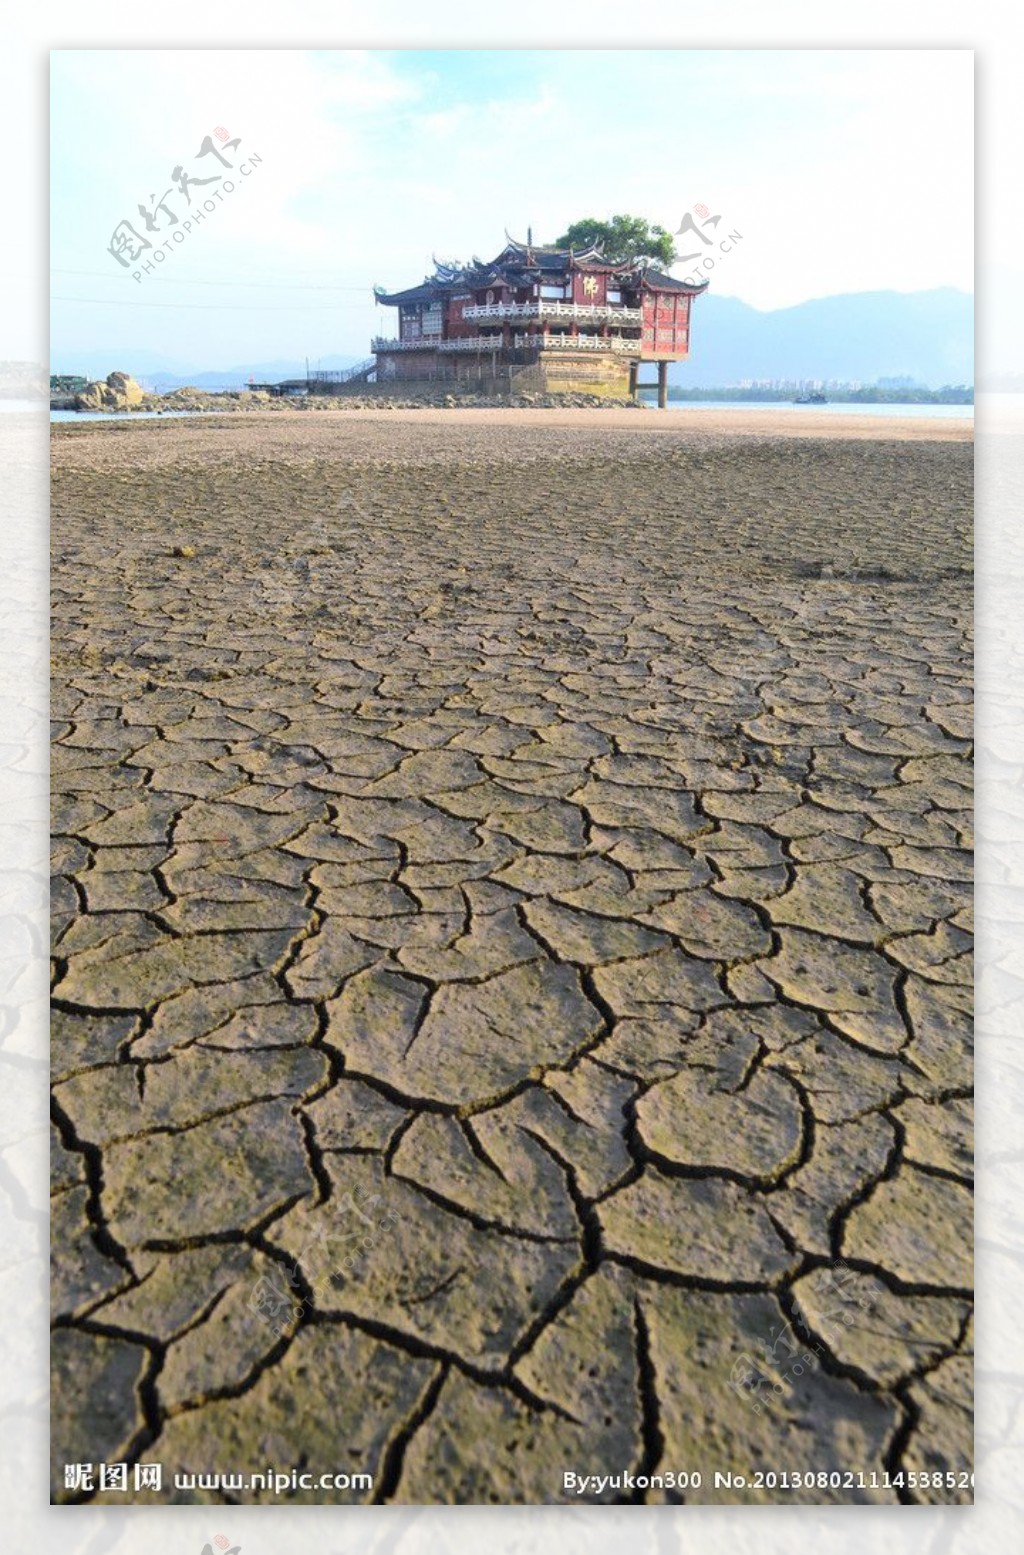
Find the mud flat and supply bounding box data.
[51,411,973,1505]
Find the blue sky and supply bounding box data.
[50,48,973,371]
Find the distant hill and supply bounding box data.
[48,352,362,391]
[52,287,973,393]
[678,287,973,388]
[146,356,363,392]
[0,359,46,398]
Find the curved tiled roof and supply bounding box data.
[375,240,711,306]
[641,267,710,294]
[373,281,443,306]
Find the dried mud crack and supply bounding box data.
[50,411,972,1505]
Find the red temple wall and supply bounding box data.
[641,292,692,358]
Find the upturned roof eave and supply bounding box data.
[640,269,711,294]
[374,240,714,304]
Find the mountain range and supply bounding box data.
[52,287,973,391]
[48,352,363,392]
[677,287,972,387]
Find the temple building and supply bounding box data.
[371,235,708,403]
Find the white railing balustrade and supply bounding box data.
[462,301,643,325]
[437,336,505,353]
[372,337,427,351]
[373,335,502,352]
[512,333,640,354]
[374,332,645,356]
[461,302,538,321]
[539,302,643,324]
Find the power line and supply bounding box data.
[52,295,371,312]
[51,269,376,292]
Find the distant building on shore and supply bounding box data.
[370,235,708,403]
[49,373,90,409]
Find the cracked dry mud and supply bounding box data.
[50,412,973,1505]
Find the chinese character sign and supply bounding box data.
[105,130,263,279]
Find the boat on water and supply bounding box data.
[794,390,827,404]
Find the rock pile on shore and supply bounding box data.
[74,371,147,411]
[71,379,645,414]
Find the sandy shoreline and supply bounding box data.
[51,402,974,444]
[307,405,975,439]
[49,406,973,486]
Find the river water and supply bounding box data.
[29,399,977,424]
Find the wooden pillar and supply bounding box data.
[628,361,638,399]
[657,359,668,409]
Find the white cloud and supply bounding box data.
[50,47,973,364]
